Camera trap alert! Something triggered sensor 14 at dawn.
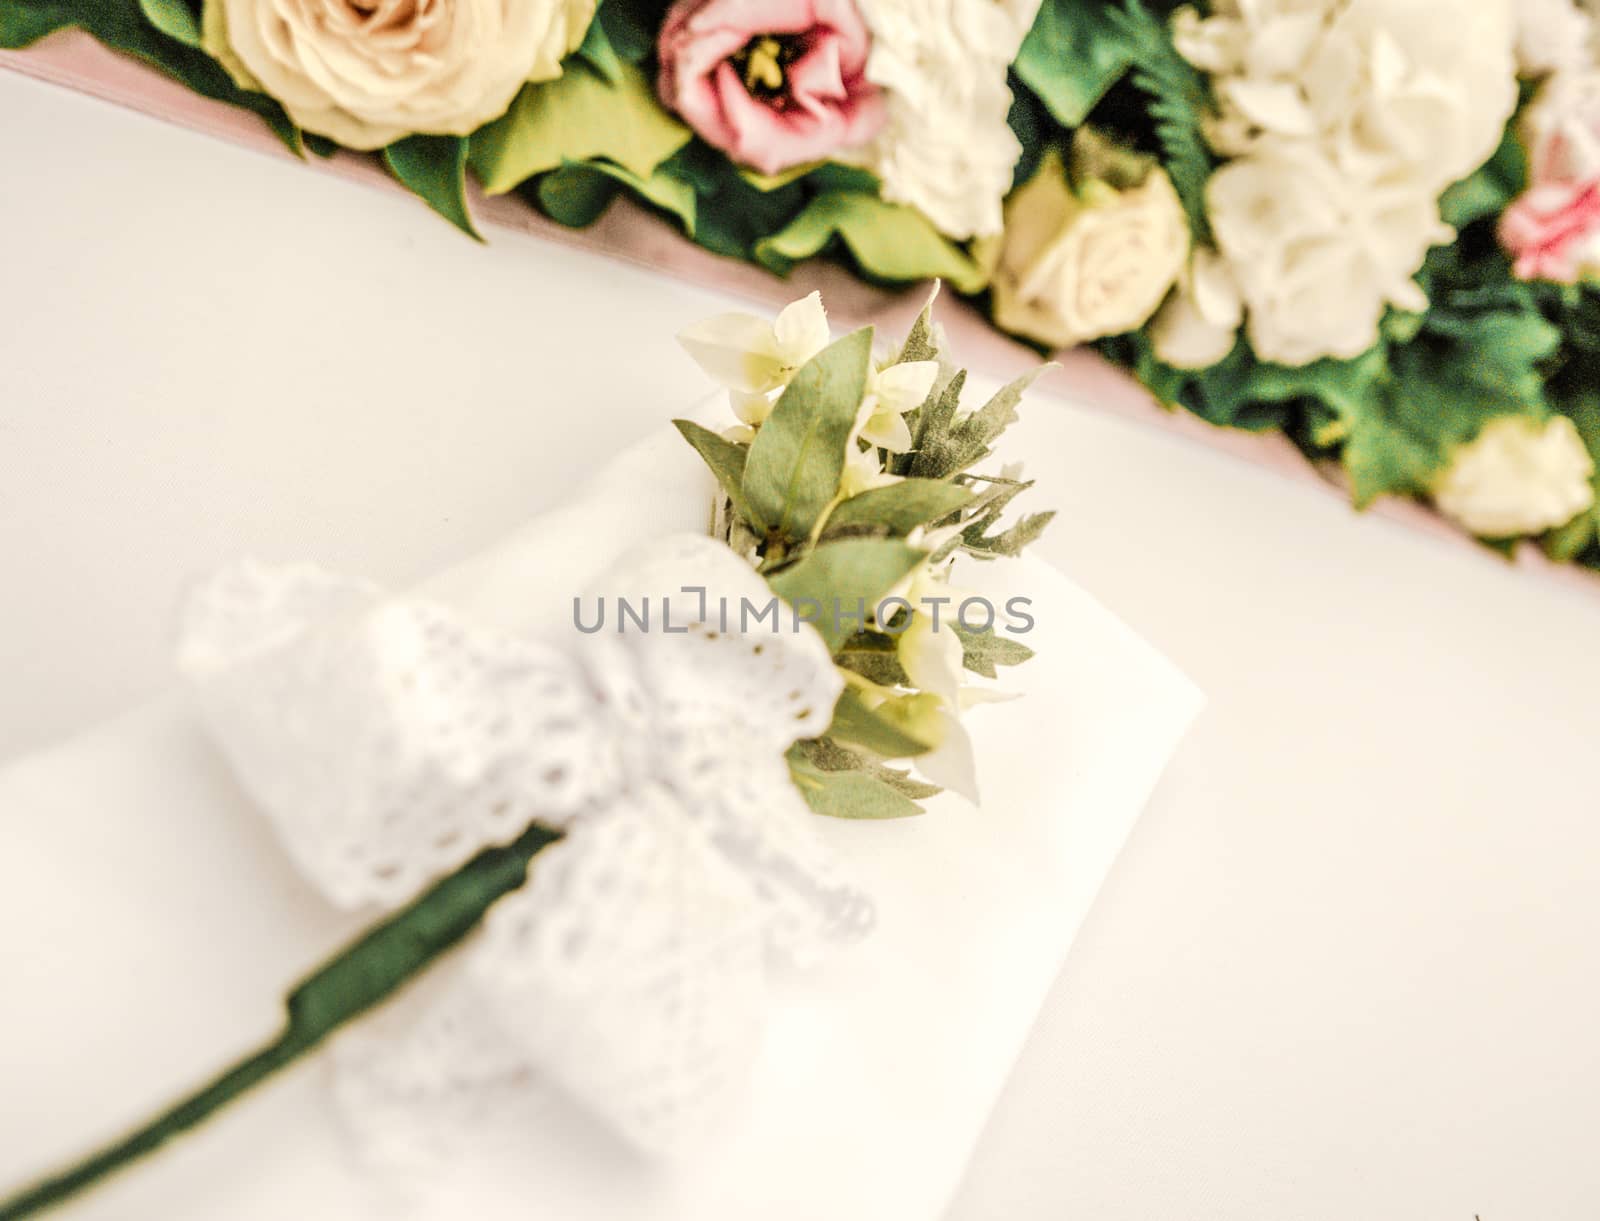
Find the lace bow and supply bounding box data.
[178,534,871,1157]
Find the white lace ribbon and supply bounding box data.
[177,534,868,1156]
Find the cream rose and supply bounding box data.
[1432,416,1596,538]
[990,135,1190,350]
[204,0,597,149]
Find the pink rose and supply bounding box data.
[1499,179,1600,284]
[656,0,887,176]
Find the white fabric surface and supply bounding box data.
[0,419,1201,1219]
[5,68,1600,1220]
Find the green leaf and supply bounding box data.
[788,756,927,819]
[573,12,625,83]
[824,479,975,536]
[595,0,667,63]
[1341,312,1559,505]
[754,193,988,294]
[906,369,967,478]
[767,538,924,652]
[1014,0,1138,128]
[1440,122,1528,230]
[2,0,304,154]
[935,368,1046,474]
[961,510,1057,559]
[743,328,874,539]
[952,624,1035,678]
[138,0,198,44]
[470,60,691,195]
[897,286,945,365]
[384,135,480,239]
[827,687,937,758]
[537,158,697,231]
[673,419,758,525]
[663,142,810,260]
[834,631,911,686]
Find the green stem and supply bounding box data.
[0,823,561,1221]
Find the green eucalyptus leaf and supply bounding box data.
[767,537,924,652]
[788,756,927,819]
[743,328,874,539]
[470,60,690,195]
[384,135,480,239]
[827,687,937,758]
[2,0,304,154]
[673,419,757,525]
[825,479,975,536]
[754,193,988,294]
[1014,0,1138,128]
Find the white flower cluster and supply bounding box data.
[1157,0,1519,368]
[847,0,1044,240]
[1516,0,1599,76]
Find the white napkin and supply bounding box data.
[0,423,1202,1221]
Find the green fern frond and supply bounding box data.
[1106,0,1215,243]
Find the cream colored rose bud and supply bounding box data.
[1432,415,1596,538]
[990,132,1191,350]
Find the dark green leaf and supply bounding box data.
[384,135,480,239]
[1014,0,1138,128]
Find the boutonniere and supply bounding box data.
[0,290,1049,1220]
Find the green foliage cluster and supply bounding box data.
[677,294,1050,820]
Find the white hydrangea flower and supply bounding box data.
[1432,416,1595,538]
[847,0,1044,239]
[1173,0,1519,366]
[1516,0,1596,76]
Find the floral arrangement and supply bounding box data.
[6,0,1600,568]
[0,294,1048,1220]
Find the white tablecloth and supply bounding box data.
[3,68,1599,1220]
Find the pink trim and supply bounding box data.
[4,31,1596,596]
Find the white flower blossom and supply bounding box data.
[1516,0,1596,76]
[1432,416,1595,538]
[677,292,831,424]
[847,0,1044,239]
[1173,0,1519,366]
